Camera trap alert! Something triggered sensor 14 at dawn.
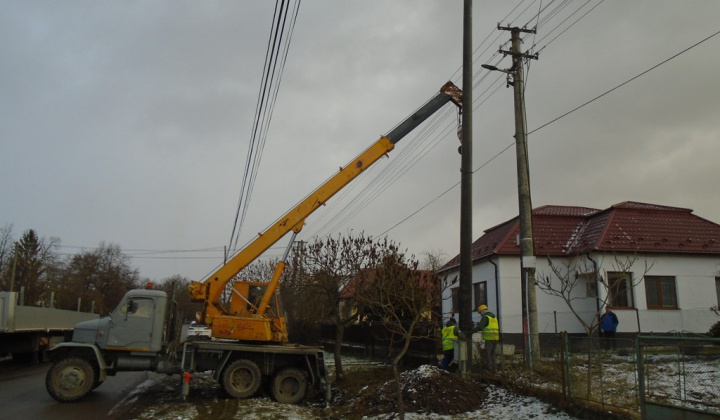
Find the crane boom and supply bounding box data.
[188,81,462,342]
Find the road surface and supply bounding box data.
[0,360,148,420]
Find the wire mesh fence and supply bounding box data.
[469,333,640,413]
[638,335,720,417]
[322,321,720,417]
[498,308,718,335]
[473,333,720,417]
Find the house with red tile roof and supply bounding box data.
[438,202,720,335]
[339,269,441,324]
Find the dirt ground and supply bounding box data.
[322,364,486,419]
[106,361,592,419]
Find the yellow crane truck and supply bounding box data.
[44,82,462,404]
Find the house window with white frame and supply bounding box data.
[473,281,487,309]
[645,276,678,309]
[607,271,634,308]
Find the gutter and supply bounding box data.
[489,257,501,333]
[586,252,601,331]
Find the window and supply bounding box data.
[608,272,634,308]
[120,298,154,318]
[577,272,598,298]
[645,276,678,309]
[451,287,459,314]
[473,282,487,309]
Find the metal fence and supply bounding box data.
[467,334,640,414]
[469,333,720,418]
[498,308,718,336]
[323,322,720,418]
[320,322,438,366]
[638,335,720,419]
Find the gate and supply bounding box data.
[637,335,720,419]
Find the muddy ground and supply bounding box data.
[112,362,487,419]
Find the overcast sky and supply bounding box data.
[2,1,720,282]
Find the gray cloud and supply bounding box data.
[2,1,719,281]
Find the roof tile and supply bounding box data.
[439,201,720,272]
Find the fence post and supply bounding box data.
[564,332,572,400]
[559,332,567,400]
[636,336,645,420]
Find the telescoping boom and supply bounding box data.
[188,81,463,343]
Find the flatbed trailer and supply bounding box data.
[0,291,98,361]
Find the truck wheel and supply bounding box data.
[46,357,95,402]
[222,359,261,398]
[91,369,103,390]
[272,368,307,404]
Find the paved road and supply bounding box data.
[0,361,148,420]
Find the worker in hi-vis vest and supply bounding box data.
[473,304,499,371]
[440,317,464,370]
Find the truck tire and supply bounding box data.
[221,359,261,398]
[271,368,307,404]
[46,357,96,402]
[91,369,103,390]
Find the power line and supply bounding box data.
[530,27,720,135]
[375,27,720,238]
[228,0,302,253]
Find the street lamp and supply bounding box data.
[481,64,510,73]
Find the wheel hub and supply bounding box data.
[59,367,86,391]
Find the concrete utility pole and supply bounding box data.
[483,26,540,365]
[506,26,540,365]
[458,0,474,375]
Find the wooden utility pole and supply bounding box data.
[459,0,474,375]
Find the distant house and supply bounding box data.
[438,202,720,335]
[339,269,441,325]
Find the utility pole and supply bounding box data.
[484,26,539,365]
[10,243,18,293]
[506,26,539,365]
[458,0,474,375]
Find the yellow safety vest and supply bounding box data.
[482,314,499,341]
[442,325,457,351]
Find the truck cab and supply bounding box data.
[70,289,168,353]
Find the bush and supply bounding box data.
[709,320,720,338]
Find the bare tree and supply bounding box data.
[0,224,14,290]
[353,245,440,420]
[56,243,140,313]
[419,249,447,272]
[10,229,61,306]
[158,275,203,323]
[280,244,327,345]
[287,232,383,381]
[537,252,653,399]
[537,252,653,336]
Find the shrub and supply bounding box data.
[709,321,720,338]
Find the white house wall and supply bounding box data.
[502,256,597,334]
[592,253,719,334]
[440,261,497,325]
[440,252,720,335]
